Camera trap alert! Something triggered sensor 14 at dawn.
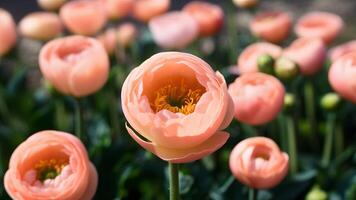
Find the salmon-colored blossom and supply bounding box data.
[60,0,107,35]
[37,0,67,11]
[132,0,170,22]
[283,37,326,76]
[229,137,289,189]
[97,28,117,54]
[19,12,63,41]
[182,1,224,37]
[4,130,98,200]
[117,22,137,48]
[233,0,258,9]
[329,40,356,63]
[250,11,292,44]
[237,42,282,74]
[121,52,234,163]
[295,11,344,44]
[328,52,356,103]
[0,9,16,56]
[39,35,109,97]
[228,73,285,125]
[100,0,133,20]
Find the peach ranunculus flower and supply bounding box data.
[329,40,356,63]
[132,0,170,22]
[121,52,234,163]
[295,11,344,44]
[233,0,258,9]
[182,1,224,37]
[237,42,282,74]
[60,0,107,36]
[250,11,292,44]
[19,12,63,41]
[228,72,285,125]
[149,11,198,49]
[117,22,137,48]
[4,130,98,200]
[328,52,356,103]
[37,0,67,11]
[229,137,289,189]
[100,0,133,20]
[39,35,109,97]
[96,28,117,54]
[283,37,326,76]
[0,8,16,56]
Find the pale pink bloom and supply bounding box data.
[237,42,282,74]
[117,22,137,48]
[96,28,117,54]
[100,0,133,20]
[149,12,198,49]
[229,137,289,189]
[4,130,98,200]
[283,37,326,76]
[19,12,63,41]
[0,9,16,56]
[295,11,344,44]
[121,52,234,163]
[329,40,356,63]
[37,0,67,11]
[39,35,109,97]
[182,1,224,37]
[60,0,107,35]
[228,72,285,125]
[328,52,356,103]
[132,0,170,22]
[250,11,292,44]
[233,0,258,9]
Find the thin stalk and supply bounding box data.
[249,188,257,200]
[109,91,120,140]
[334,122,344,156]
[278,114,287,151]
[304,80,316,134]
[286,115,298,175]
[169,162,180,200]
[74,98,84,141]
[321,113,336,166]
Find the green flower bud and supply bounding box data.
[306,185,328,200]
[284,93,295,110]
[257,54,274,75]
[275,57,299,81]
[320,92,341,111]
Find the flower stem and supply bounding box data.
[322,113,336,166]
[109,91,120,140]
[304,80,316,134]
[286,115,298,175]
[74,98,84,141]
[169,162,180,200]
[249,187,257,200]
[334,122,343,156]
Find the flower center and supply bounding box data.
[152,81,203,115]
[34,159,68,182]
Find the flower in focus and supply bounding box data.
[117,22,137,48]
[329,40,356,63]
[100,0,133,20]
[96,28,117,55]
[182,1,224,37]
[295,11,344,44]
[0,8,17,56]
[233,0,258,9]
[4,130,98,200]
[283,37,326,76]
[132,0,170,22]
[121,52,234,163]
[39,35,109,97]
[328,52,356,103]
[237,42,282,74]
[149,12,198,49]
[60,0,107,35]
[37,0,67,11]
[229,137,289,189]
[19,12,63,41]
[228,72,285,125]
[250,11,292,44]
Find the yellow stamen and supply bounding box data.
[152,81,203,115]
[34,159,68,181]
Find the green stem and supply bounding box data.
[304,80,316,135]
[286,115,298,175]
[278,114,287,151]
[74,98,84,141]
[169,162,180,200]
[249,188,257,200]
[226,2,238,64]
[322,113,336,166]
[109,91,120,140]
[334,122,343,156]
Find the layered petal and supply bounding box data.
[0,9,17,56]
[132,0,170,22]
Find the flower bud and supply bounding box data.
[232,0,258,9]
[320,92,341,111]
[37,0,67,11]
[275,57,299,80]
[257,54,274,74]
[306,185,328,200]
[284,93,295,110]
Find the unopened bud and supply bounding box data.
[320,92,341,111]
[275,57,299,81]
[306,185,328,200]
[233,0,258,9]
[284,93,295,110]
[257,54,274,75]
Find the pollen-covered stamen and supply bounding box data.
[34,159,69,182]
[152,80,204,115]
